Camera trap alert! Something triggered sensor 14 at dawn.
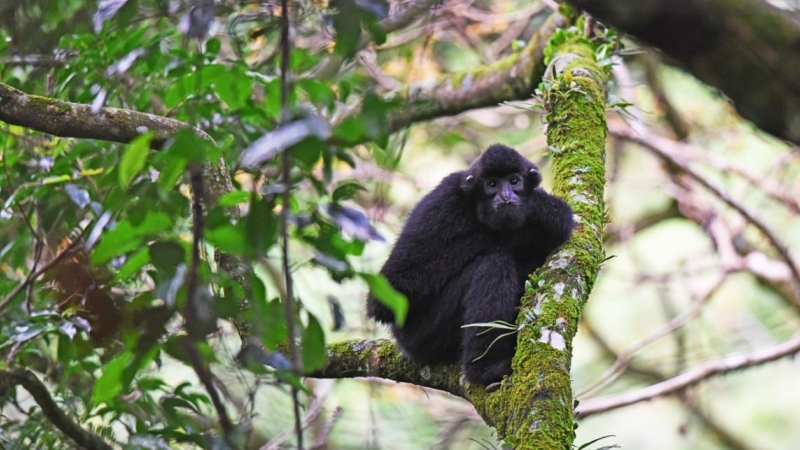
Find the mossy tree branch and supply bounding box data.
[386,13,567,131]
[310,339,468,398]
[317,30,608,450]
[468,33,607,449]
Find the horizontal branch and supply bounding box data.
[576,332,800,417]
[0,82,210,148]
[0,368,114,450]
[311,339,468,399]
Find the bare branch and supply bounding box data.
[576,272,727,398]
[576,332,800,417]
[612,123,800,302]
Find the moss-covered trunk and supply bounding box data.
[470,29,608,450]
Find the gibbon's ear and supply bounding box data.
[527,166,542,188]
[460,172,478,192]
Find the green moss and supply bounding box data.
[472,26,608,450]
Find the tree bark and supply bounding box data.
[565,0,800,144]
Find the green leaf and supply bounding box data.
[149,241,186,277]
[92,350,134,406]
[206,223,250,256]
[359,272,407,325]
[205,38,221,57]
[119,132,153,188]
[213,66,253,110]
[167,128,209,163]
[113,247,150,282]
[332,181,366,203]
[92,212,173,264]
[302,313,326,372]
[217,190,251,207]
[247,277,288,349]
[245,194,277,254]
[290,138,324,170]
[298,79,336,108]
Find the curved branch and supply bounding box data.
[612,124,800,302]
[0,368,114,450]
[386,13,566,131]
[576,333,800,417]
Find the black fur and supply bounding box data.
[367,144,573,385]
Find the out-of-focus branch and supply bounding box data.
[640,54,690,140]
[0,368,115,450]
[612,123,800,302]
[576,332,800,417]
[565,0,800,144]
[581,322,759,450]
[312,0,442,78]
[576,273,727,398]
[384,13,565,131]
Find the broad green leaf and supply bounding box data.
[119,132,153,188]
[359,272,407,325]
[214,67,252,110]
[149,241,186,278]
[92,212,173,264]
[113,247,150,282]
[245,195,277,254]
[92,350,134,406]
[217,190,251,207]
[205,223,250,256]
[302,313,326,372]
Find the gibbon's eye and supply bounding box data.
[487,181,498,189]
[509,177,519,186]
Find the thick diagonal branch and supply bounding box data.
[0,368,114,450]
[565,0,800,144]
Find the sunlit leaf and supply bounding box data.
[217,190,251,207]
[239,115,332,168]
[92,350,134,406]
[119,132,153,189]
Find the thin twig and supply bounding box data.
[576,273,727,398]
[0,226,89,314]
[261,382,335,450]
[279,0,305,448]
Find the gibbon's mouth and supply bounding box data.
[492,202,519,210]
